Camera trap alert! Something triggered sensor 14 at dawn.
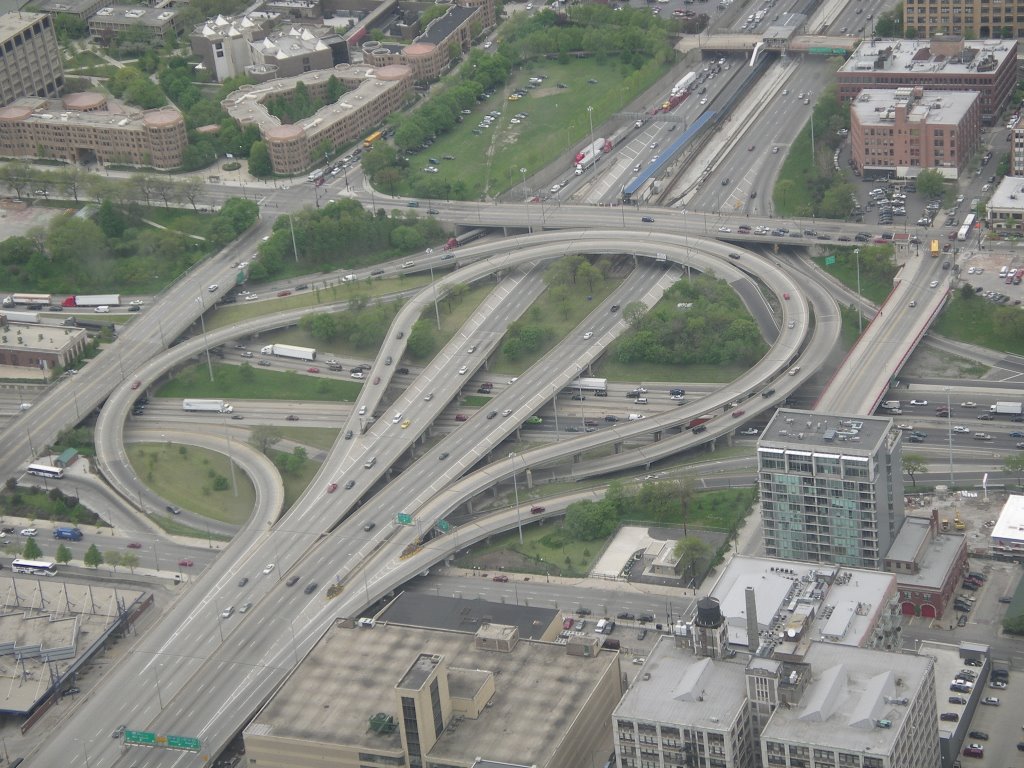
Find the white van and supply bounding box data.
[363,456,377,469]
[999,265,1009,277]
[94,306,109,313]
[596,618,608,633]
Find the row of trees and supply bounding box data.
[0,193,256,293]
[299,301,402,350]
[254,198,446,280]
[615,273,767,367]
[19,537,141,572]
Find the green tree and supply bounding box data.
[121,552,139,574]
[248,141,272,177]
[84,543,103,568]
[250,425,283,454]
[903,454,926,487]
[1003,612,1024,635]
[674,536,712,582]
[564,500,618,540]
[104,550,123,572]
[623,300,649,330]
[55,544,73,565]
[22,537,42,560]
[96,199,127,238]
[915,169,945,200]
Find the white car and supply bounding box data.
[208,284,219,292]
[262,563,276,575]
[458,365,468,375]
[583,331,593,340]
[953,425,970,433]
[550,184,561,193]
[739,428,759,435]
[129,299,143,306]
[718,226,732,233]
[424,392,434,401]
[501,409,513,417]
[351,371,365,379]
[245,294,259,301]
[960,402,976,408]
[392,412,403,423]
[20,528,37,537]
[909,400,928,406]
[982,697,1000,706]
[221,606,234,619]
[358,404,367,415]
[929,280,939,288]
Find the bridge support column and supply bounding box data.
[653,430,662,442]
[573,453,582,464]
[724,433,734,448]
[613,442,622,454]
[525,468,533,489]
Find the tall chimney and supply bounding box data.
[745,586,759,652]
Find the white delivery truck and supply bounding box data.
[260,344,317,362]
[182,399,233,414]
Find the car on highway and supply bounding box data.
[641,216,654,223]
[286,576,300,587]
[583,331,593,340]
[732,409,745,417]
[929,280,939,288]
[351,371,365,379]
[112,725,126,739]
[424,392,434,401]
[486,410,498,419]
[718,226,731,233]
[127,542,141,549]
[739,428,759,435]
[968,731,989,741]
[458,365,468,375]
[304,582,319,595]
[208,284,219,292]
[258,360,272,366]
[286,414,299,421]
[438,452,449,461]
[455,413,468,422]
[306,367,320,374]
[19,528,36,537]
[326,482,338,493]
[492,575,509,582]
[263,563,275,575]
[783,293,790,300]
[961,402,976,408]
[953,425,970,433]
[178,559,194,567]
[239,602,253,614]
[237,577,248,587]
[400,419,411,429]
[501,408,513,417]
[372,376,381,385]
[62,687,80,696]
[909,400,928,406]
[130,380,141,390]
[981,696,1000,705]
[530,505,546,514]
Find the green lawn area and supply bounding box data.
[932,294,1024,357]
[597,357,746,386]
[205,274,432,333]
[401,59,666,200]
[455,486,756,578]
[279,426,341,452]
[63,50,107,68]
[157,362,363,402]
[773,120,817,217]
[268,448,324,511]
[463,394,492,407]
[488,273,624,375]
[127,442,256,526]
[812,248,897,305]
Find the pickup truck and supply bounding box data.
[973,433,993,440]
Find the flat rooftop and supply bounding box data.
[614,635,748,730]
[247,620,619,764]
[90,4,177,25]
[708,556,895,650]
[840,38,1016,76]
[989,176,1024,211]
[852,88,977,126]
[760,408,894,455]
[761,642,934,753]
[0,316,87,353]
[0,10,45,36]
[887,516,964,589]
[0,577,147,715]
[381,592,559,640]
[420,5,475,45]
[992,494,1024,543]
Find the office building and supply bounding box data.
[0,93,186,168]
[708,556,901,658]
[221,63,411,174]
[87,5,184,45]
[34,0,106,21]
[987,175,1024,233]
[759,643,940,768]
[850,87,980,180]
[189,13,279,83]
[243,618,622,768]
[884,512,968,619]
[903,0,1023,41]
[0,317,89,370]
[989,493,1024,559]
[612,598,937,768]
[837,37,1016,125]
[0,12,63,108]
[758,409,905,570]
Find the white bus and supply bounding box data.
[957,213,976,242]
[26,463,63,479]
[11,559,57,576]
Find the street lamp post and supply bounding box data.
[509,453,524,544]
[194,296,214,382]
[520,167,531,232]
[946,387,954,487]
[586,106,595,166]
[427,249,441,330]
[552,384,560,440]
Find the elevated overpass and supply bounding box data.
[679,32,858,56]
[815,259,950,415]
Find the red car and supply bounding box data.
[307,367,320,374]
[178,559,194,567]
[563,617,575,630]
[455,414,468,422]
[326,482,338,493]
[783,293,790,300]
[373,376,380,385]
[126,542,142,549]
[277,290,292,297]
[530,505,546,515]
[492,575,509,582]
[130,380,141,390]
[732,409,745,417]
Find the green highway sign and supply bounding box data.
[436,520,450,533]
[167,734,202,751]
[124,730,157,746]
[396,513,413,525]
[824,255,836,266]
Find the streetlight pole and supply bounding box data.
[427,250,441,330]
[520,167,531,233]
[586,106,594,166]
[288,213,299,263]
[946,386,954,487]
[194,296,214,382]
[552,385,560,441]
[509,453,523,544]
[854,248,862,334]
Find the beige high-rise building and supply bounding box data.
[0,12,64,108]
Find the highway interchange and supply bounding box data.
[7,18,1024,768]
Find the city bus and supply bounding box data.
[11,559,57,576]
[26,463,63,479]
[957,213,976,242]
[362,130,384,149]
